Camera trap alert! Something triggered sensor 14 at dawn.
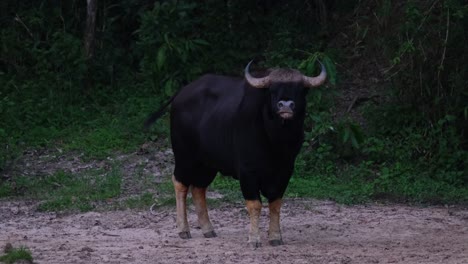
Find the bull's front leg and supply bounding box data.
[191,186,216,238]
[268,199,283,246]
[172,175,191,239]
[245,199,262,248]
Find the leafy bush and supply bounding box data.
[137,1,210,101]
[0,0,466,205]
[381,0,467,127]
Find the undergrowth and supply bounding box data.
[1,0,466,208]
[0,245,33,264]
[1,169,122,212]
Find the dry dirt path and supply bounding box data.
[1,199,467,264]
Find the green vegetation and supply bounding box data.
[125,192,157,209]
[0,245,33,264]
[0,0,466,208]
[1,169,121,211]
[211,175,244,204]
[124,179,175,210]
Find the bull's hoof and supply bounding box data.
[178,231,192,239]
[248,241,262,249]
[203,230,217,238]
[269,239,284,246]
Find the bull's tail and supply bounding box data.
[143,91,179,129]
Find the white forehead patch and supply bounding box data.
[268,69,303,83]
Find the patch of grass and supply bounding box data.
[1,87,163,167]
[0,245,33,264]
[0,183,13,198]
[62,98,166,159]
[210,175,243,203]
[206,164,468,205]
[1,168,122,212]
[125,192,155,209]
[131,174,243,209]
[370,164,468,204]
[66,127,131,159]
[210,172,372,205]
[286,174,373,204]
[154,177,178,205]
[38,169,122,212]
[209,171,372,205]
[124,177,177,209]
[289,161,468,205]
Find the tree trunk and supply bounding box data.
[314,0,328,32]
[84,0,98,59]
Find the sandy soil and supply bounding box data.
[2,147,467,263]
[1,199,467,264]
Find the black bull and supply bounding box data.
[145,61,326,247]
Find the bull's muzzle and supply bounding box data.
[277,100,295,120]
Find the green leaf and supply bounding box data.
[164,79,173,96]
[351,124,365,145]
[156,45,167,70]
[306,60,315,75]
[193,39,210,46]
[343,127,351,143]
[322,56,337,85]
[351,135,360,149]
[445,115,456,122]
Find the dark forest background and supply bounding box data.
[1,0,467,205]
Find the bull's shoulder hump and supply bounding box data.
[180,74,244,97]
[195,74,243,85]
[173,74,245,108]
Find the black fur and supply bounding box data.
[146,72,309,202]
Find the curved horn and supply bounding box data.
[302,61,327,88]
[244,60,270,89]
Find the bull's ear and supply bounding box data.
[244,60,270,89]
[302,61,327,88]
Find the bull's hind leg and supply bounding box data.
[172,175,191,239]
[191,187,216,238]
[246,200,262,248]
[268,199,283,246]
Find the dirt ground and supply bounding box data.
[1,126,467,264]
[1,198,467,264]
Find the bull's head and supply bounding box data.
[244,60,327,121]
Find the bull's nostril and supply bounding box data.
[289,102,295,110]
[277,101,284,108]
